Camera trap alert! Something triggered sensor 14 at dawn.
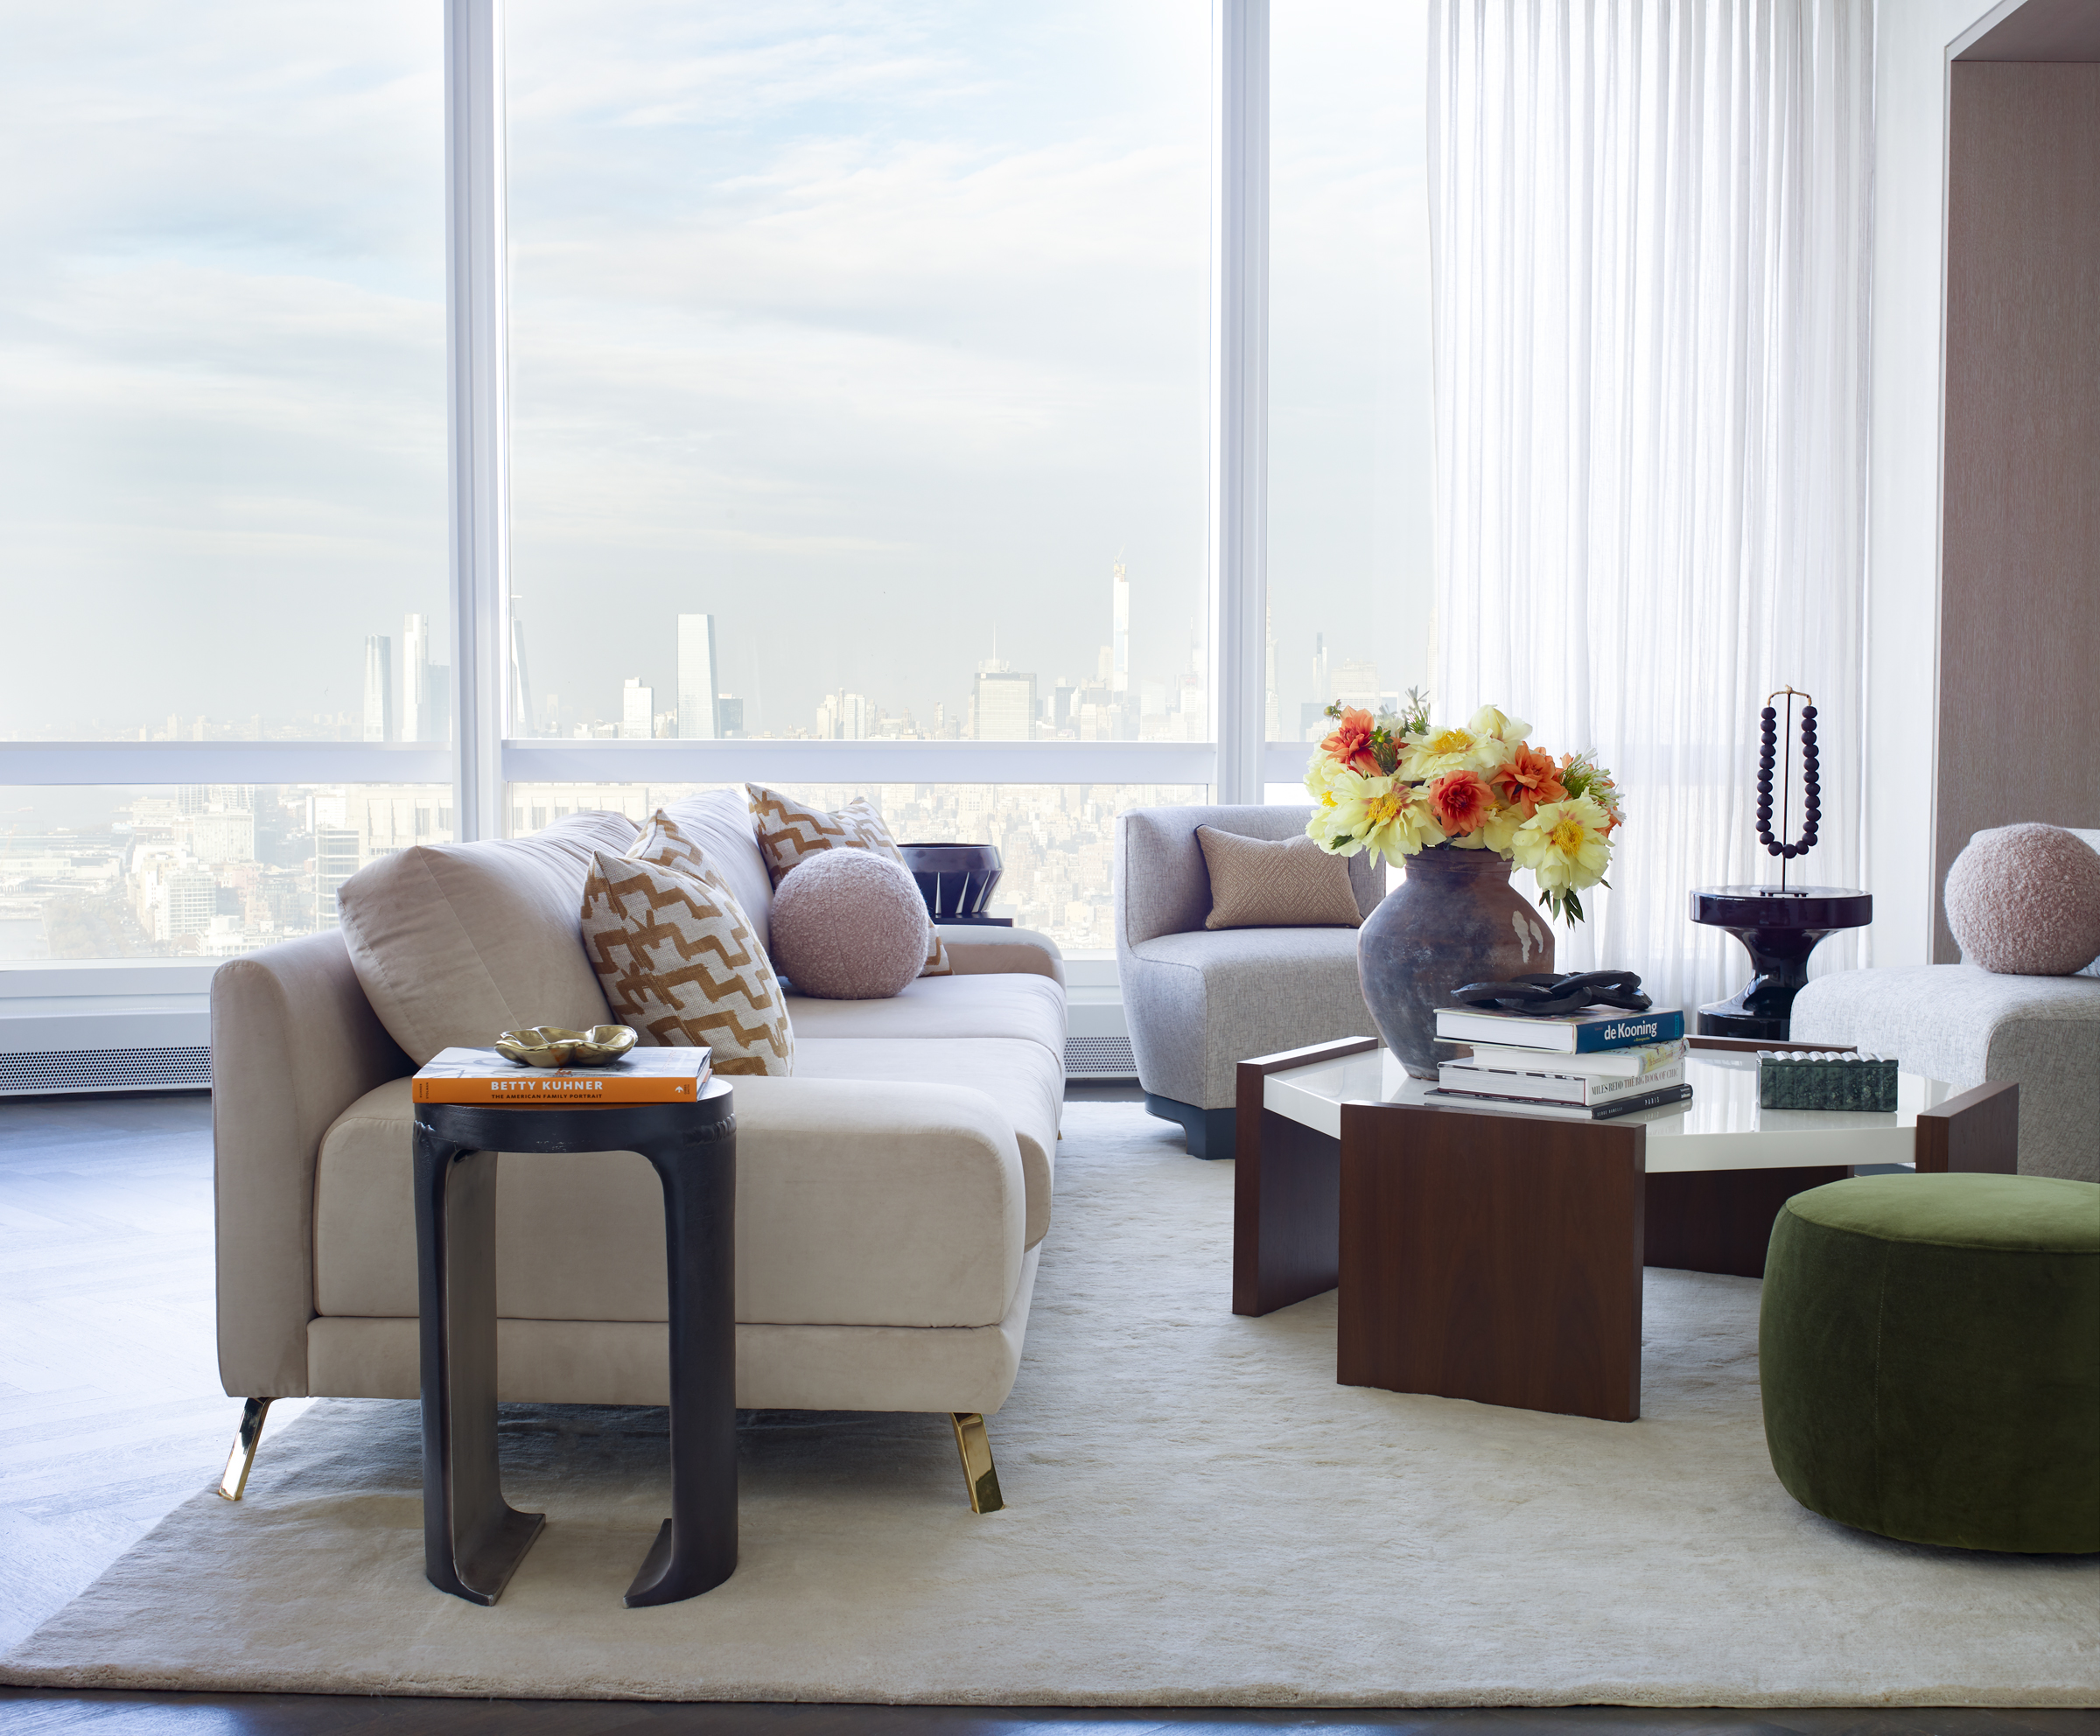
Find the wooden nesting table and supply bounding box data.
[1233,1038,2018,1423]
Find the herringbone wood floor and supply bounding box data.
[1,1090,2092,1736]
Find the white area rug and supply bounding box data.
[3,1102,2094,1706]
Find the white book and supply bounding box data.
[1447,1039,1687,1082]
[1437,1057,1686,1108]
[1421,1082,1693,1122]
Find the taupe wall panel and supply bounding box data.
[1936,62,2100,962]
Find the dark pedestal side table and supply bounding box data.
[1690,886,1872,1040]
[412,1082,737,1607]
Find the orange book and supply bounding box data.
[412,1046,712,1104]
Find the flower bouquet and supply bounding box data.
[1304,691,1622,923]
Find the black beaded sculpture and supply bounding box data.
[1449,970,1653,1018]
[1689,683,1871,1040]
[1756,686,1819,886]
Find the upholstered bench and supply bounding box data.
[1760,1172,2100,1553]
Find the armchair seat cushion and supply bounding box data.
[1123,927,1373,1111]
[1792,965,2100,1182]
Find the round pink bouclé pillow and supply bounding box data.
[1943,824,2100,976]
[767,849,931,1000]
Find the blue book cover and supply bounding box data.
[1433,1005,1686,1054]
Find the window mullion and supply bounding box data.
[444,0,508,842]
[1209,0,1269,804]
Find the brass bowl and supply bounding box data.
[493,1025,638,1068]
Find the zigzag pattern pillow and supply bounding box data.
[746,785,952,977]
[580,850,794,1076]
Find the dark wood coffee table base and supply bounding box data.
[1233,1040,2020,1422]
[1338,1101,1646,1420]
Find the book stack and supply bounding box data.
[412,1046,713,1104]
[1424,1004,1690,1121]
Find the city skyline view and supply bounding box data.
[0,779,1207,966]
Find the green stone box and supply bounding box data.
[1756,1050,1898,1113]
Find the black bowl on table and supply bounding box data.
[898,843,1008,926]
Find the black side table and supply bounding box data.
[412,1081,737,1607]
[1690,886,1872,1040]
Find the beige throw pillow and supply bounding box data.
[1197,826,1365,930]
[746,784,953,977]
[581,850,793,1075]
[337,810,639,1064]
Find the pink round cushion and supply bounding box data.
[1943,824,2100,976]
[767,849,931,1000]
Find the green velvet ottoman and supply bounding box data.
[1760,1172,2100,1553]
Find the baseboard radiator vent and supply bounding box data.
[1064,1035,1137,1080]
[0,1046,213,1096]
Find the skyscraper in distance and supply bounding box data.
[1111,562,1130,695]
[402,613,431,742]
[973,661,1036,741]
[362,635,393,742]
[677,614,721,739]
[620,678,654,739]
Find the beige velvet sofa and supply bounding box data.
[210,793,1065,1508]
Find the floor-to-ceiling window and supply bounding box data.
[2,1,1430,971]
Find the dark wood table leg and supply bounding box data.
[1234,1040,1381,1317]
[1643,1166,1851,1278]
[1916,1081,2020,1173]
[626,1118,738,1606]
[413,1127,545,1606]
[1337,1102,1646,1422]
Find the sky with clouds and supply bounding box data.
[1,0,1428,743]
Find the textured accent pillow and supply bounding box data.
[768,849,932,1000]
[1197,825,1366,930]
[1944,824,2100,977]
[746,784,953,977]
[580,850,793,1075]
[337,810,639,1064]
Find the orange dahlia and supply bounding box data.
[1320,707,1382,776]
[1491,745,1568,818]
[1428,768,1494,836]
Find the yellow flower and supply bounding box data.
[1478,805,1524,856]
[1511,797,1614,892]
[1323,771,1441,865]
[1467,704,1532,744]
[1399,720,1514,782]
[1303,752,1353,802]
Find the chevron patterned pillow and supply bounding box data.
[746,784,953,977]
[580,850,794,1075]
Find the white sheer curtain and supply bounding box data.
[1428,0,1874,1015]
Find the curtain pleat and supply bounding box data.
[1430,0,1873,1015]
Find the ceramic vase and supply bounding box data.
[1357,845,1555,1078]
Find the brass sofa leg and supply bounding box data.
[217,1397,274,1502]
[949,1411,1004,1514]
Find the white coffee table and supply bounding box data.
[1232,1037,2017,1422]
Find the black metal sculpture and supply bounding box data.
[1449,970,1653,1018]
[1691,687,1871,1040]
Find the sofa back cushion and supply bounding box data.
[655,788,774,946]
[1118,805,1385,947]
[337,811,637,1064]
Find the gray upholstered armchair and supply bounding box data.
[1114,805,1383,1158]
